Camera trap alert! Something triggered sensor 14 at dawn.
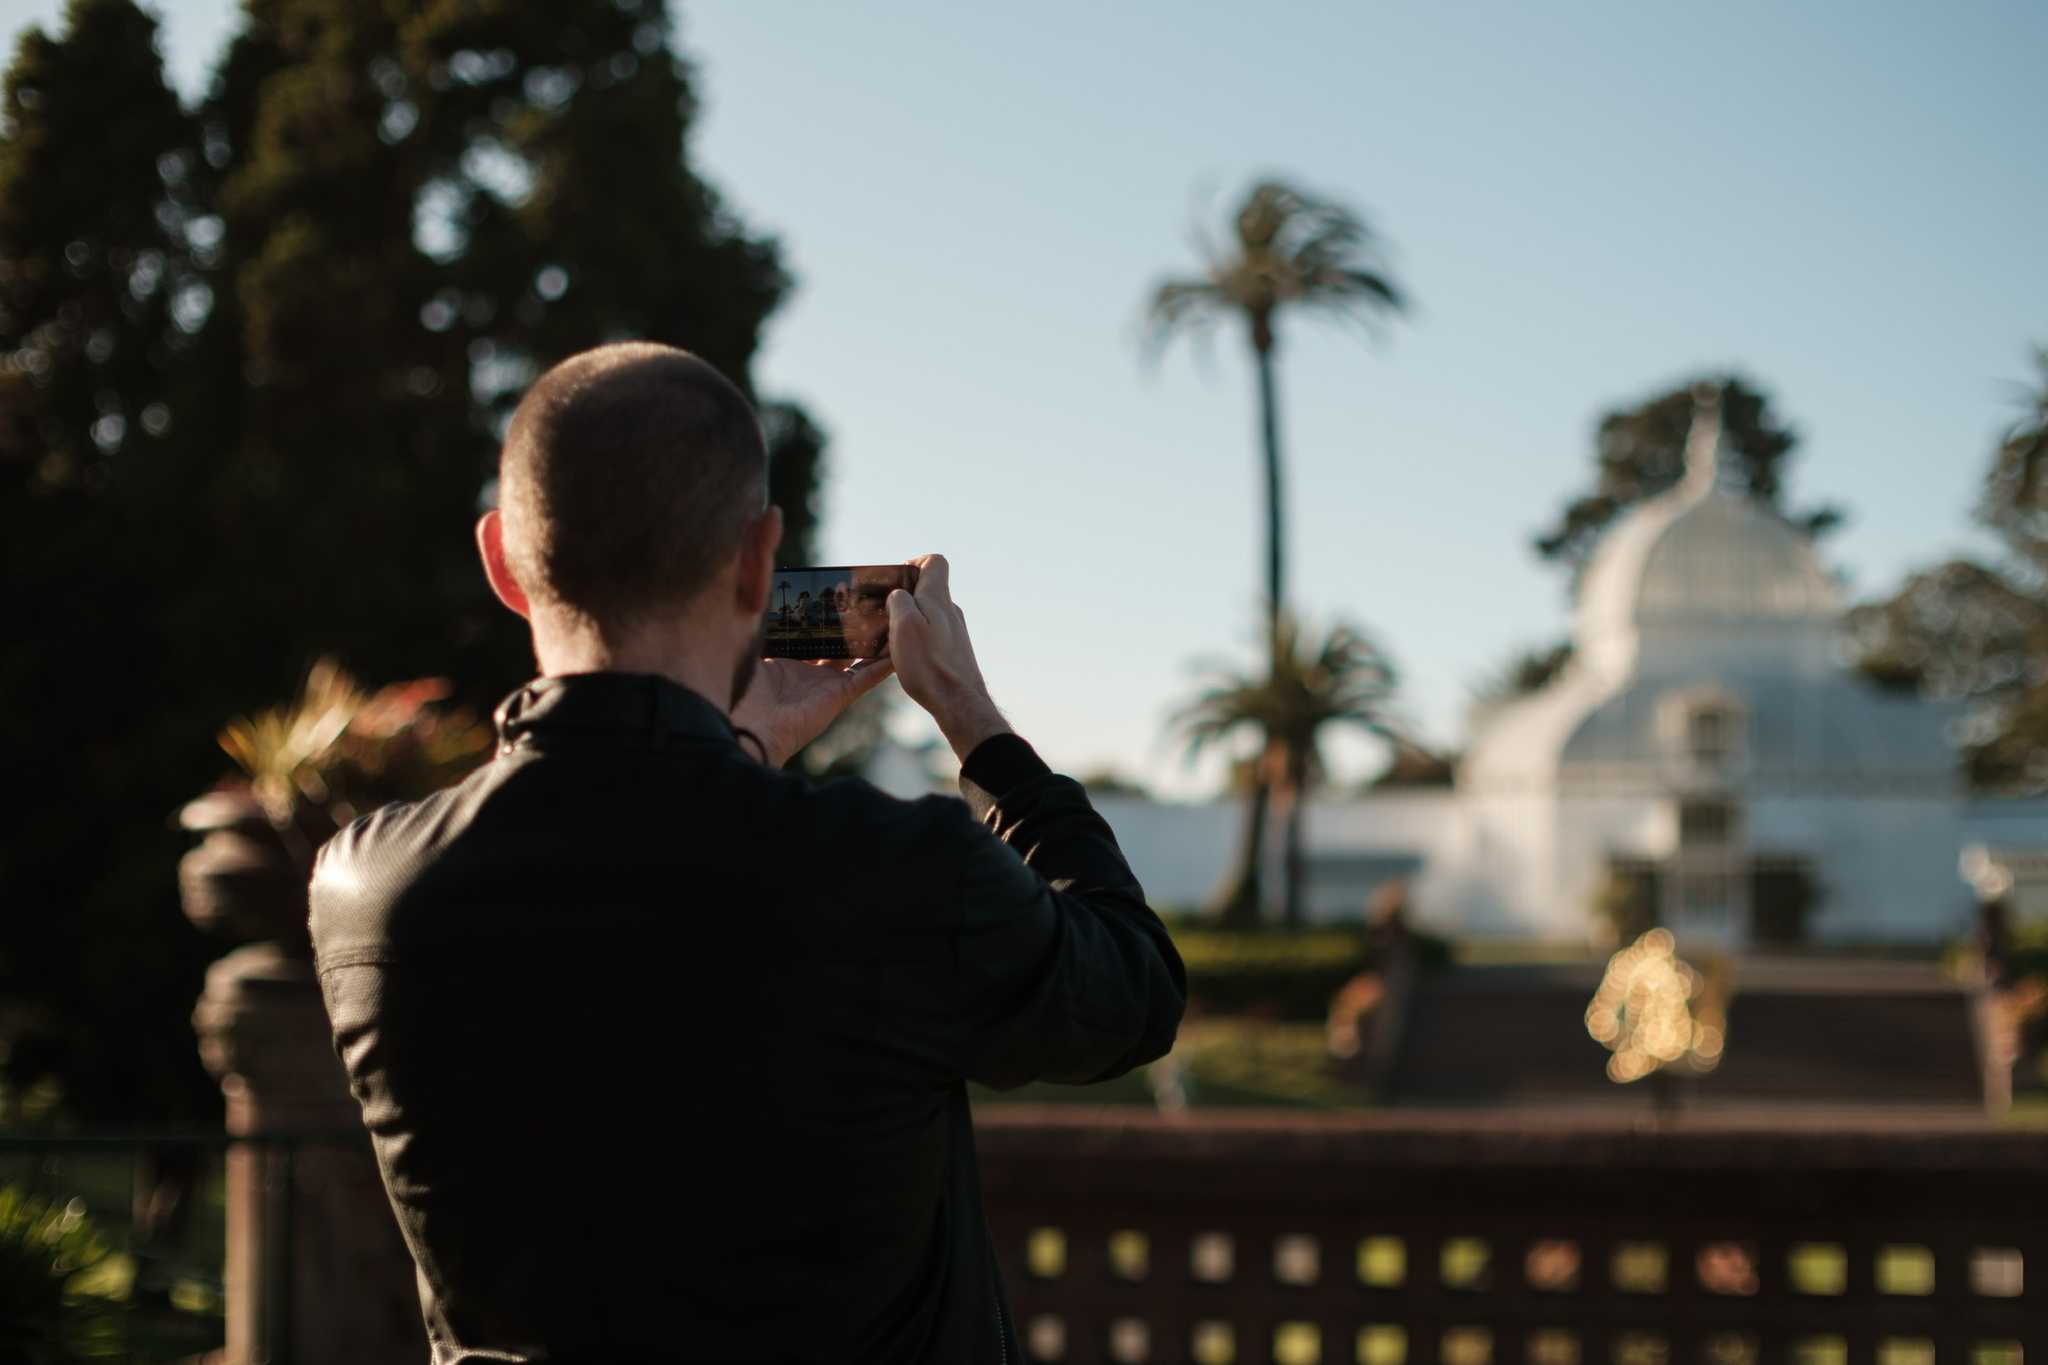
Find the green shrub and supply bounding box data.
[1173,928,1366,1020]
[0,1185,121,1363]
[1169,926,1451,1020]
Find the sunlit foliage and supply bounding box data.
[1847,348,2048,790]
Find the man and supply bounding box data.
[309,342,1186,1363]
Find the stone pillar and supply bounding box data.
[181,793,426,1365]
[192,944,426,1365]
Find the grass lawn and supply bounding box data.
[970,1017,1373,1111]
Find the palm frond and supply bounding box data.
[217,657,366,822]
[216,657,490,823]
[1141,277,1231,360]
[1144,177,1407,361]
[1174,614,1403,782]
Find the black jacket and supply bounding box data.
[309,673,1185,1364]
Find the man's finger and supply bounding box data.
[888,587,925,629]
[911,553,950,605]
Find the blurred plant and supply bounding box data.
[1172,925,1377,1019]
[215,656,491,826]
[1161,1016,1371,1109]
[1535,373,1836,578]
[1469,640,1575,718]
[1176,615,1401,926]
[0,1186,122,1362]
[1585,928,1728,1084]
[1144,179,1407,641]
[1367,740,1457,789]
[1847,347,2048,790]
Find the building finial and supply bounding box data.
[1682,381,1724,491]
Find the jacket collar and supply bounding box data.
[494,673,737,753]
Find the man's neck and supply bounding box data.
[530,610,741,713]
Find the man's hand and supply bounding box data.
[887,554,1012,762]
[729,657,895,769]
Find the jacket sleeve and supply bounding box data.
[946,735,1187,1089]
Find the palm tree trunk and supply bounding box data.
[1253,339,1284,641]
[1280,773,1307,927]
[1210,774,1269,929]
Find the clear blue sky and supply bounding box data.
[7,0,2045,796]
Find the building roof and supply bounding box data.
[1463,394,1954,793]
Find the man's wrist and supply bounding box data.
[936,697,1010,763]
[958,732,1050,805]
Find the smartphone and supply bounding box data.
[763,564,920,659]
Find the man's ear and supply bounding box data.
[476,510,534,620]
[735,503,785,615]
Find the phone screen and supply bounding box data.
[763,565,920,659]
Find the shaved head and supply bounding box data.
[498,343,765,632]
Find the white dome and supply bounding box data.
[1462,401,1947,793]
[1608,489,1837,628]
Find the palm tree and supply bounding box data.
[1147,181,1405,926]
[1177,615,1401,925]
[1144,179,1407,638]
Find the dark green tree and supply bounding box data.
[1535,373,1838,575]
[764,399,826,566]
[0,0,827,1123]
[1848,347,2048,789]
[0,0,225,1123]
[200,0,814,687]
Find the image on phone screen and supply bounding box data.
[763,565,919,659]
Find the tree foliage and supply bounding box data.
[1847,348,2048,789]
[1176,615,1402,926]
[1535,373,1837,575]
[0,0,224,1125]
[1469,639,1575,713]
[1145,181,1405,358]
[0,0,823,1121]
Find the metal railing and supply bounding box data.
[976,1108,2048,1365]
[16,1113,2042,1365]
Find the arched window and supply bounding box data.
[1659,686,1747,778]
[1687,708,1731,769]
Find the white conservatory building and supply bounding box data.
[1098,401,2048,948]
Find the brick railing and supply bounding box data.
[974,1107,2048,1365]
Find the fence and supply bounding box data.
[12,1111,2045,1365]
[976,1107,2048,1365]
